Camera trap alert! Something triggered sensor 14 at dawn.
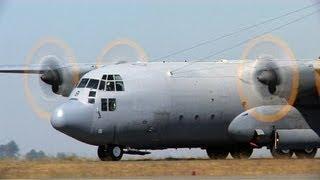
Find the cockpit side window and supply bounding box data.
[86,79,99,89]
[78,78,89,88]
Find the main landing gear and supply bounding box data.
[270,132,318,159]
[294,148,318,159]
[206,145,253,159]
[270,147,293,159]
[98,145,123,161]
[270,148,318,159]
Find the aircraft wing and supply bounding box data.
[0,64,50,74]
[0,63,98,74]
[0,63,97,97]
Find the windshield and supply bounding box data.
[86,79,100,89]
[78,78,89,88]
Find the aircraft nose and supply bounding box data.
[51,100,93,135]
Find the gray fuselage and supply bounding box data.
[50,61,320,150]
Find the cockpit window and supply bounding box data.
[115,74,122,80]
[98,74,125,92]
[108,98,116,111]
[86,79,99,89]
[99,81,106,91]
[101,99,108,111]
[107,75,114,80]
[106,81,115,91]
[116,81,124,91]
[89,91,96,97]
[78,78,89,88]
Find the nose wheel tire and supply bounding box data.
[206,147,229,159]
[294,148,317,159]
[230,146,253,159]
[98,145,123,161]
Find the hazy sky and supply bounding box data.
[0,0,319,158]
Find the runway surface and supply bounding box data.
[0,158,319,178]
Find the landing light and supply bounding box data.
[57,109,64,118]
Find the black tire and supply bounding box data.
[294,148,317,159]
[230,146,253,159]
[98,145,111,161]
[206,148,229,159]
[271,148,293,159]
[108,145,123,161]
[98,145,123,161]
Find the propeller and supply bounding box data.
[96,38,148,66]
[39,55,65,99]
[24,37,78,121]
[237,34,299,122]
[256,68,279,94]
[314,57,320,96]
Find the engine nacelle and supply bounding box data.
[228,105,311,145]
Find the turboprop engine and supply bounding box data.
[229,58,320,150]
[39,55,94,97]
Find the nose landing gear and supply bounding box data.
[98,145,123,161]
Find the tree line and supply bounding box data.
[0,140,79,160]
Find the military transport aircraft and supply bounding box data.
[0,54,320,161]
[1,3,320,161]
